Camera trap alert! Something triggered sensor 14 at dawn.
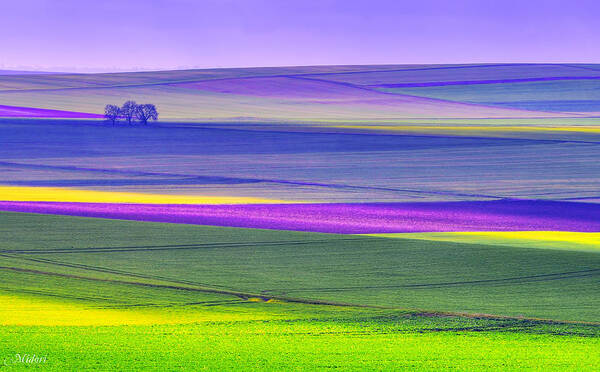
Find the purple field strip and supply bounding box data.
[170,76,386,99]
[0,104,103,118]
[166,75,562,116]
[372,76,600,88]
[0,200,598,234]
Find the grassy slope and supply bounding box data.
[2,307,599,371]
[1,212,600,370]
[2,211,599,322]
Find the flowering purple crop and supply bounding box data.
[0,200,598,234]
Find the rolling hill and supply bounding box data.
[2,64,598,121]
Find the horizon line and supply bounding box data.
[2,61,600,75]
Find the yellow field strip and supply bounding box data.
[335,125,600,133]
[0,185,288,204]
[364,231,600,252]
[0,293,275,326]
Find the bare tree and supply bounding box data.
[104,104,121,125]
[121,100,137,125]
[135,104,159,125]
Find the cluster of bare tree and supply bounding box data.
[104,101,158,125]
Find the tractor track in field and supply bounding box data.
[0,264,383,308]
[0,160,506,200]
[261,268,600,295]
[0,238,368,254]
[0,253,235,290]
[97,299,248,309]
[2,265,600,327]
[0,286,133,303]
[0,265,263,301]
[412,321,540,334]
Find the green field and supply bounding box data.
[1,211,599,370]
[2,212,599,321]
[3,306,600,371]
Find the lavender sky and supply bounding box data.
[1,0,598,72]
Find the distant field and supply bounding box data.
[376,79,600,112]
[3,64,597,121]
[2,119,600,202]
